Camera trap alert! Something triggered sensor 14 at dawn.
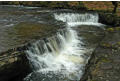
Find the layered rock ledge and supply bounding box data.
[0,50,31,81]
[0,22,63,81]
[80,27,120,81]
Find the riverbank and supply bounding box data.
[80,27,120,81]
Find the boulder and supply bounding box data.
[0,50,31,81]
[99,13,120,27]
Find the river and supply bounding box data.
[0,5,105,81]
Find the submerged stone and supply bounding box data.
[0,22,60,53]
[0,22,61,81]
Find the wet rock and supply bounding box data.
[100,63,112,70]
[106,27,120,32]
[99,13,120,27]
[80,29,120,81]
[0,51,32,81]
[112,56,120,63]
[0,22,61,53]
[100,43,112,48]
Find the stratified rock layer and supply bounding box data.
[80,27,120,81]
[0,22,62,81]
[0,22,60,53]
[0,50,31,81]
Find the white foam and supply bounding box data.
[25,12,101,81]
[54,12,105,27]
[54,13,99,23]
[67,22,104,27]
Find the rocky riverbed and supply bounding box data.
[0,4,120,81]
[0,6,65,81]
[0,22,62,81]
[80,27,120,81]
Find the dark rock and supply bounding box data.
[0,51,32,81]
[99,13,120,27]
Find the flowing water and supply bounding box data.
[0,5,62,53]
[24,11,105,81]
[0,5,105,81]
[54,12,103,26]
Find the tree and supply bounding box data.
[112,1,118,13]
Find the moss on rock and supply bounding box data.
[106,27,120,32]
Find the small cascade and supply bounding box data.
[25,27,86,81]
[25,12,103,81]
[25,29,82,71]
[54,12,103,26]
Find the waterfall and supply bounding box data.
[25,28,86,81]
[25,12,102,81]
[54,12,103,26]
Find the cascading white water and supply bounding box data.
[54,12,103,26]
[25,28,86,81]
[25,12,102,81]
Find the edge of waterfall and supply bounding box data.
[0,24,66,81]
[24,11,105,81]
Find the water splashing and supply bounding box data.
[54,12,103,26]
[25,12,102,81]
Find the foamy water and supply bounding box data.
[25,12,103,81]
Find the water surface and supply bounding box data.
[0,5,105,81]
